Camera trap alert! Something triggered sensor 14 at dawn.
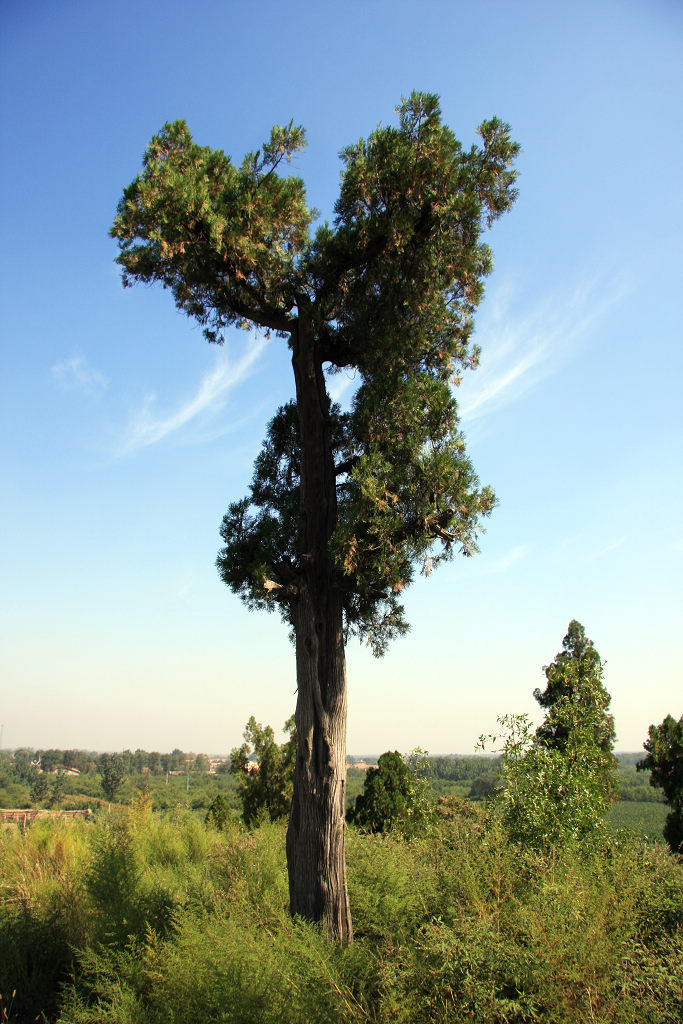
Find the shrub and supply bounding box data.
[3,777,683,1023]
[205,793,231,830]
[347,749,435,836]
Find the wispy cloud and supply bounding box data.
[325,367,359,408]
[560,531,629,563]
[490,544,532,573]
[52,355,109,396]
[585,536,627,562]
[119,335,268,454]
[458,274,628,423]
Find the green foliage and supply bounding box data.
[638,714,683,853]
[616,763,667,803]
[486,714,611,847]
[50,768,66,807]
[205,794,231,831]
[348,749,434,835]
[534,620,616,773]
[427,754,501,780]
[2,757,242,816]
[111,117,311,343]
[468,772,499,801]
[29,768,49,803]
[230,716,296,827]
[101,754,126,803]
[0,817,92,1022]
[3,808,681,1024]
[9,748,34,783]
[481,622,618,849]
[111,94,519,653]
[0,765,30,808]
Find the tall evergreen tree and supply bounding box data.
[111,93,519,939]
[482,622,617,848]
[534,619,616,766]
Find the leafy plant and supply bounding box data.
[3,805,683,1023]
[205,794,231,831]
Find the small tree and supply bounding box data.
[348,749,434,835]
[49,769,66,808]
[638,714,683,853]
[468,772,498,801]
[10,749,33,783]
[101,754,126,803]
[29,769,49,805]
[481,622,617,848]
[230,716,296,826]
[205,793,231,831]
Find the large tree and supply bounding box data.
[111,93,519,940]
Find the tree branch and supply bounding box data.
[221,288,295,335]
[334,455,359,477]
[263,578,299,601]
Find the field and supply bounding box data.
[608,800,669,839]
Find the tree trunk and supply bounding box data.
[286,312,353,943]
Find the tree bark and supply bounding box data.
[285,311,353,943]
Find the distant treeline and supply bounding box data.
[3,750,501,781]
[1,748,663,804]
[425,755,502,780]
[1,747,223,778]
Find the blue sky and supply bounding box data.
[1,0,681,755]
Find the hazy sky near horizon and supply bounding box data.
[1,0,681,756]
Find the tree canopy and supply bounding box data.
[112,94,518,654]
[101,754,125,803]
[534,619,616,774]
